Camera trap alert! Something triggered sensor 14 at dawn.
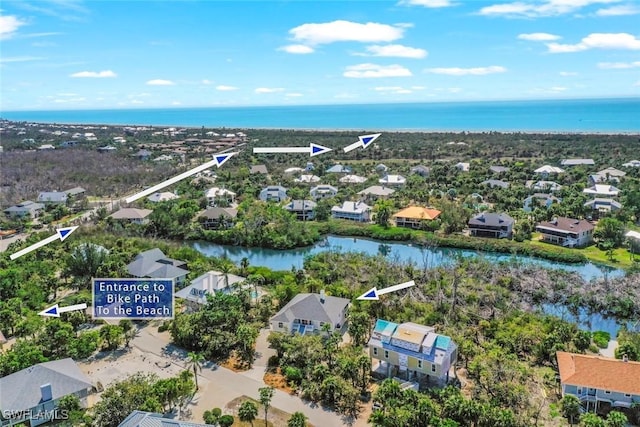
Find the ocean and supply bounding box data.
[2,98,639,132]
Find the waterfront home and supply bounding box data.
[369,319,458,386]
[468,212,514,239]
[310,184,338,200]
[411,165,431,177]
[358,185,395,201]
[561,158,595,167]
[147,192,179,203]
[584,198,622,217]
[126,248,189,284]
[3,200,45,218]
[259,185,288,202]
[481,179,509,189]
[197,207,238,230]
[204,187,236,206]
[326,164,352,174]
[294,174,321,183]
[536,217,594,248]
[284,199,317,221]
[534,165,565,176]
[557,351,640,413]
[526,180,563,192]
[109,208,153,225]
[270,291,350,335]
[119,411,211,427]
[0,358,92,427]
[583,184,620,198]
[523,193,561,212]
[331,201,372,222]
[379,174,406,187]
[339,174,367,184]
[37,191,68,205]
[250,164,268,174]
[392,206,441,229]
[454,162,470,172]
[175,270,246,310]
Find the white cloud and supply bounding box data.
[0,56,44,63]
[358,44,428,58]
[478,0,620,17]
[596,4,640,15]
[518,32,561,41]
[131,100,144,105]
[634,80,640,86]
[278,44,314,54]
[547,33,640,53]
[551,86,567,91]
[374,86,414,94]
[344,63,412,78]
[0,14,26,40]
[216,85,238,91]
[146,79,175,86]
[425,65,507,75]
[597,61,640,69]
[398,0,456,7]
[559,71,578,76]
[70,70,117,78]
[285,92,304,97]
[255,87,285,94]
[201,79,212,85]
[171,101,182,105]
[289,20,405,45]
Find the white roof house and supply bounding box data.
[622,160,640,168]
[205,187,236,199]
[294,174,321,183]
[455,162,470,172]
[175,271,246,305]
[596,167,626,178]
[310,185,338,199]
[284,167,305,174]
[527,180,563,192]
[534,165,565,174]
[561,158,595,166]
[358,185,396,198]
[147,192,179,203]
[583,184,620,197]
[339,175,367,184]
[378,174,406,186]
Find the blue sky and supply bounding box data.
[1,0,639,110]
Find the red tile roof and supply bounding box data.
[557,351,640,395]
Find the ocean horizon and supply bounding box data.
[2,97,640,133]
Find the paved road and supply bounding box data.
[133,326,359,427]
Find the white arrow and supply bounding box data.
[343,133,382,153]
[10,226,78,261]
[125,152,237,203]
[253,143,332,158]
[357,280,415,301]
[38,303,88,317]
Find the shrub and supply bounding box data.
[592,331,611,349]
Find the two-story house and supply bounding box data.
[523,193,561,212]
[3,201,45,218]
[557,351,640,413]
[37,191,68,205]
[204,187,236,207]
[468,212,514,239]
[534,165,565,177]
[197,207,238,230]
[331,201,371,222]
[126,248,189,284]
[378,174,406,187]
[174,270,246,311]
[310,185,338,200]
[392,206,441,229]
[339,174,367,184]
[358,185,395,201]
[368,319,458,386]
[270,291,350,335]
[109,208,153,225]
[284,200,317,221]
[561,158,595,167]
[536,217,594,248]
[583,184,621,198]
[259,186,288,203]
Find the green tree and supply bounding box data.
[258,386,274,427]
[561,394,581,425]
[287,411,307,427]
[594,217,625,248]
[187,351,204,390]
[373,199,394,228]
[218,414,234,427]
[238,400,258,426]
[203,408,222,425]
[605,410,628,427]
[99,324,124,351]
[580,412,605,427]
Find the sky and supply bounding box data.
[1,0,639,111]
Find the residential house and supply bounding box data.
[376,163,388,173]
[197,207,238,230]
[556,351,640,413]
[583,184,620,198]
[284,167,305,175]
[284,200,317,221]
[294,174,321,183]
[135,149,152,160]
[97,145,117,153]
[358,185,395,201]
[260,186,288,202]
[481,179,509,189]
[250,164,268,175]
[310,185,338,200]
[64,187,86,200]
[536,217,594,248]
[622,160,640,168]
[454,162,470,172]
[392,206,441,229]
[305,162,315,171]
[175,270,246,310]
[204,187,236,206]
[468,212,514,239]
[3,201,45,218]
[119,411,211,427]
[523,193,561,212]
[270,291,350,335]
[561,158,595,167]
[379,174,406,187]
[0,358,92,427]
[588,167,626,185]
[37,144,55,150]
[331,201,372,222]
[339,174,367,184]
[326,164,352,174]
[584,199,622,218]
[127,248,189,284]
[526,180,563,192]
[368,319,458,386]
[37,191,68,205]
[147,192,179,203]
[109,208,153,225]
[153,154,174,162]
[489,165,510,174]
[534,165,565,176]
[410,165,431,177]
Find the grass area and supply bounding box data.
[529,234,636,269]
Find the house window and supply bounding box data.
[625,393,631,398]
[431,364,436,372]
[384,350,389,358]
[373,348,378,355]
[417,360,422,369]
[604,390,611,395]
[278,322,283,328]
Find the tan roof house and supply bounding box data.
[392,206,441,229]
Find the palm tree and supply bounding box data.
[287,411,307,427]
[238,400,258,426]
[220,262,233,291]
[258,386,274,427]
[186,352,204,390]
[561,394,580,425]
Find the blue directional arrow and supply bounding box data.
[44,306,58,316]
[344,133,382,153]
[357,281,415,301]
[215,154,231,166]
[361,136,375,147]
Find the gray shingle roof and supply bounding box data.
[37,191,68,203]
[271,293,350,325]
[127,249,189,279]
[468,212,514,227]
[250,164,268,174]
[285,200,317,211]
[0,358,92,412]
[198,207,238,220]
[118,411,210,427]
